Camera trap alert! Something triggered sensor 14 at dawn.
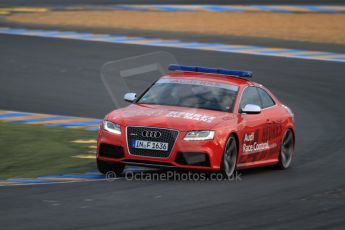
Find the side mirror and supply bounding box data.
[241,104,261,114]
[124,93,137,103]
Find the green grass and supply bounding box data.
[0,122,98,179]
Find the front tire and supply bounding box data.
[277,129,294,169]
[97,159,125,175]
[220,135,238,178]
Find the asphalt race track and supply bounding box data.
[0,31,345,229]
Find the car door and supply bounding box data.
[237,86,268,165]
[257,87,283,161]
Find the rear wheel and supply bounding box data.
[220,135,238,178]
[97,159,125,175]
[277,129,294,169]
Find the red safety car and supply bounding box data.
[97,65,295,177]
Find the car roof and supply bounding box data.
[164,71,253,87]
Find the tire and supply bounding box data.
[277,129,294,169]
[97,159,125,175]
[220,135,238,178]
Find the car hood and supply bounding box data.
[106,104,235,131]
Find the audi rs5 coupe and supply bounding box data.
[96,65,295,177]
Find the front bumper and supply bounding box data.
[96,127,225,171]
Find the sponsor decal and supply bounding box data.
[239,123,283,164]
[242,132,276,154]
[166,111,215,123]
[157,78,239,91]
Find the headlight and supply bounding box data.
[184,130,215,141]
[103,120,121,134]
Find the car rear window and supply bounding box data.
[257,88,275,108]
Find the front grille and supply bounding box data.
[126,126,178,158]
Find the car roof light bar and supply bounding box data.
[168,64,253,78]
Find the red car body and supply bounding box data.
[97,66,295,175]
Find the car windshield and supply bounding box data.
[137,78,239,112]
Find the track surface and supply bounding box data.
[0,33,345,229]
[1,0,344,7]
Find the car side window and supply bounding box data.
[257,88,275,109]
[239,86,262,111]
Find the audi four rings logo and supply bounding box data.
[142,130,162,138]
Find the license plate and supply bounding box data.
[132,140,169,151]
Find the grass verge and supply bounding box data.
[0,122,97,179]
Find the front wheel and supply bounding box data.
[220,135,238,178]
[277,129,294,169]
[97,159,125,175]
